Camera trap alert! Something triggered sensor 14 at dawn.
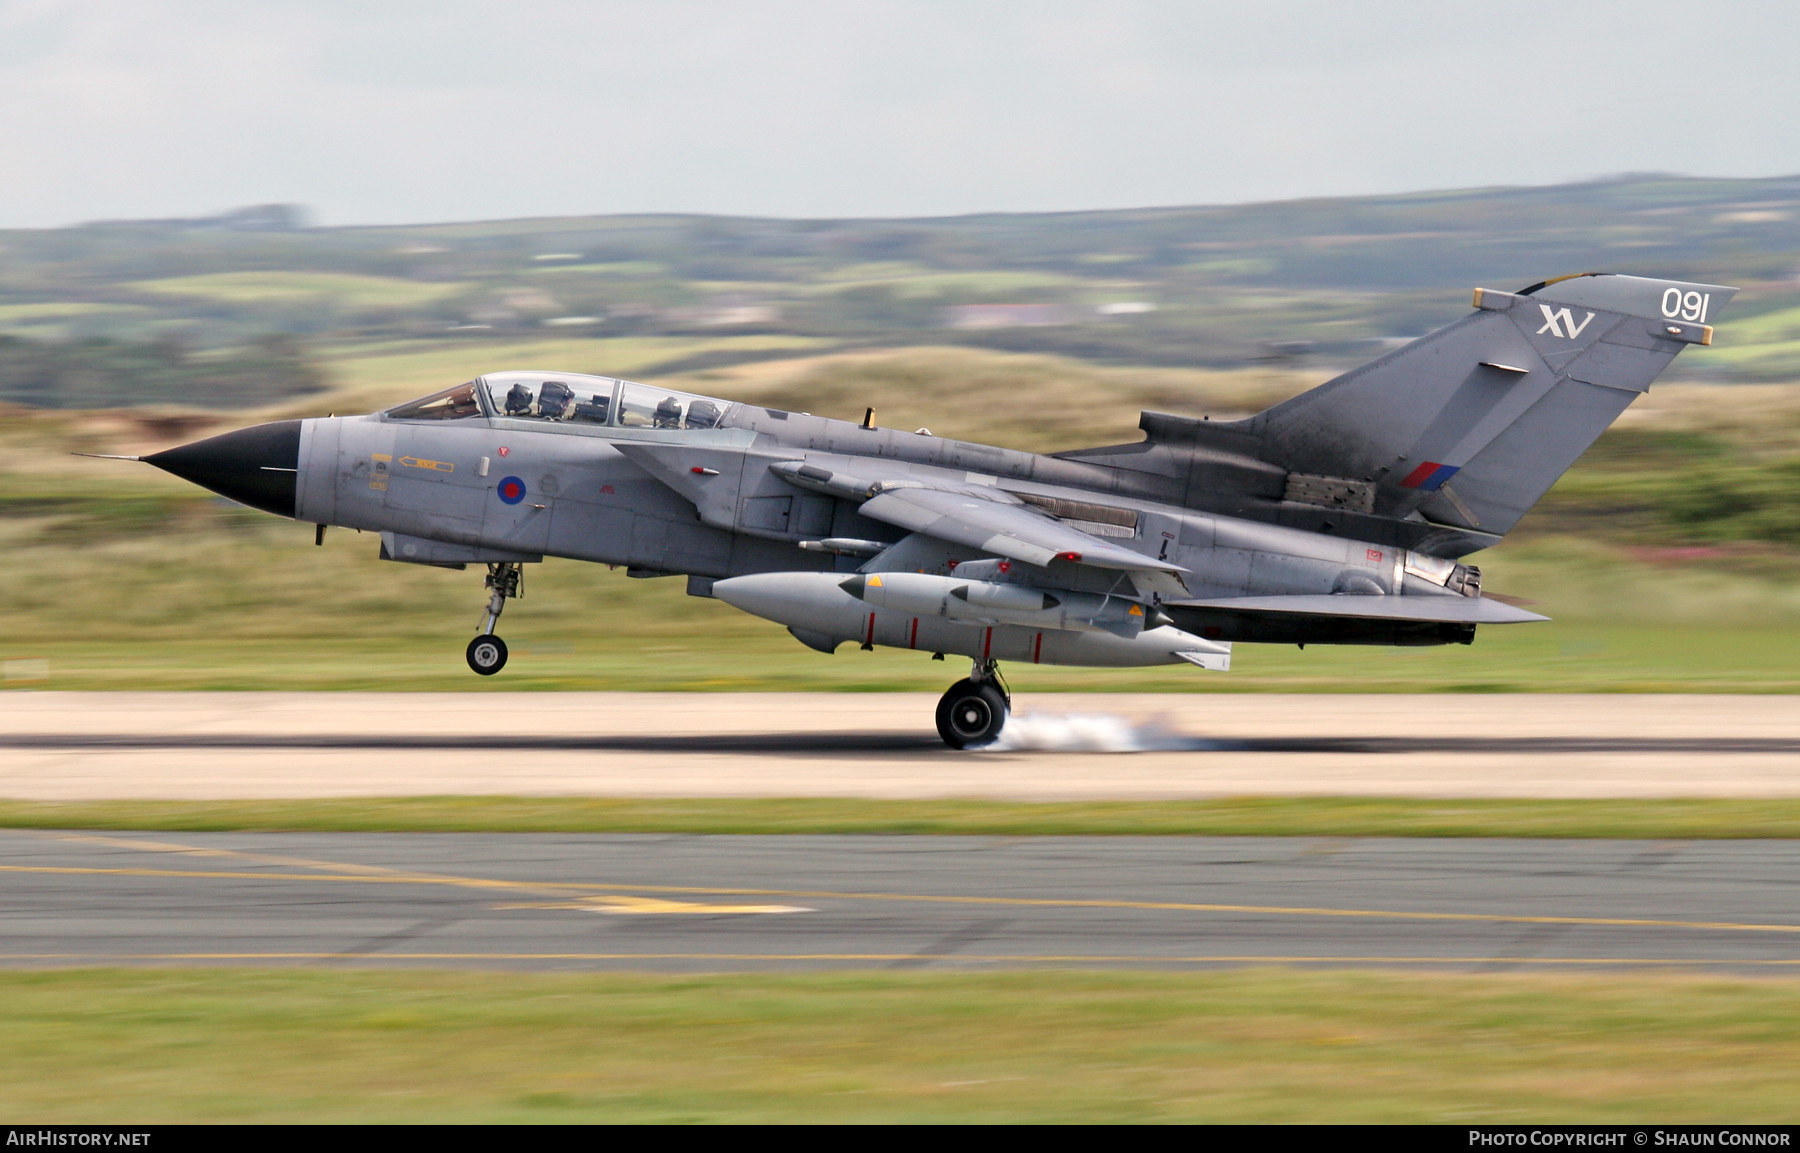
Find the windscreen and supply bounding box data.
[384,382,482,420]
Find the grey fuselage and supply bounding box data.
[297,381,1479,657]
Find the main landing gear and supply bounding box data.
[466,562,522,676]
[935,659,1010,749]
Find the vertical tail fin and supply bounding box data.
[1247,273,1736,537]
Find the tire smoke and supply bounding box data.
[983,710,1223,753]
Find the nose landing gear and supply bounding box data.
[466,562,522,676]
[466,634,508,676]
[935,659,1010,749]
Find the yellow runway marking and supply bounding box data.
[0,952,1798,967]
[31,831,540,883]
[5,832,811,915]
[25,831,816,913]
[496,898,812,914]
[0,865,810,915]
[0,863,559,891]
[4,861,1800,937]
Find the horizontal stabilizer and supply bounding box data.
[1169,594,1547,625]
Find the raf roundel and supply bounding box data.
[496,476,527,505]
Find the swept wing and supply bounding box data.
[859,485,1179,575]
[765,459,1189,596]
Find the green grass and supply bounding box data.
[7,797,1800,839]
[4,969,1800,1122]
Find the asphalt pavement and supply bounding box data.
[4,829,1799,971]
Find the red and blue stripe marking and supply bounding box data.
[1399,461,1460,491]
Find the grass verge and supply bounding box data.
[3,968,1798,1122]
[5,796,1800,838]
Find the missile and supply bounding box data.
[712,571,1229,670]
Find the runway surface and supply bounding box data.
[5,828,1800,971]
[1,692,1798,798]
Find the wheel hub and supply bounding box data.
[951,697,996,740]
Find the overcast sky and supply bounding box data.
[2,0,1797,228]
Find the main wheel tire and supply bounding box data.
[466,634,509,676]
[936,678,1008,749]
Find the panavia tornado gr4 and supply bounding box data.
[123,272,1732,747]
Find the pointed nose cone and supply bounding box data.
[145,420,302,518]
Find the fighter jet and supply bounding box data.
[125,272,1732,746]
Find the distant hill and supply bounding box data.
[3,174,1798,407]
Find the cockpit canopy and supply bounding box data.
[383,370,731,432]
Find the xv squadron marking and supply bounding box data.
[1534,305,1596,339]
[118,273,1734,747]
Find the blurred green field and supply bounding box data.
[0,302,152,323]
[807,266,1091,296]
[3,523,1798,693]
[0,485,1772,693]
[5,969,1799,1122]
[128,271,471,309]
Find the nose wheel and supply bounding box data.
[466,634,508,676]
[935,660,1010,749]
[466,562,522,677]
